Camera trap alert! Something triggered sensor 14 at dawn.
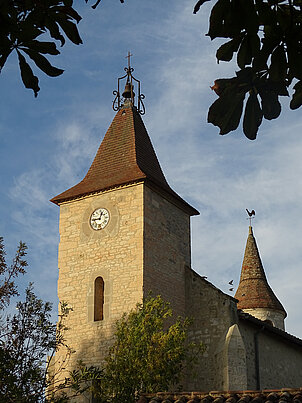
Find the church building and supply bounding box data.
[51,61,302,397]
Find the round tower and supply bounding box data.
[235,226,287,330]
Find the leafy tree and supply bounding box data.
[0,0,82,97]
[0,239,102,402]
[0,236,27,309]
[194,0,302,139]
[94,295,203,403]
[0,0,124,97]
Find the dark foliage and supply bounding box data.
[0,0,123,96]
[194,0,302,139]
[0,236,27,309]
[0,284,58,401]
[0,0,83,96]
[0,240,103,402]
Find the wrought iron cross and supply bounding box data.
[112,53,145,115]
[125,51,133,70]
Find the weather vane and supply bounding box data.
[246,209,255,226]
[112,51,145,115]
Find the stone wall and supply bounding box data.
[143,185,191,318]
[54,182,193,393]
[184,269,238,391]
[239,318,302,389]
[55,183,145,382]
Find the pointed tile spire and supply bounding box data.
[51,102,198,215]
[52,59,198,215]
[235,226,286,329]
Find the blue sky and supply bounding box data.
[1,0,302,337]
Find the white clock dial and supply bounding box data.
[90,208,110,230]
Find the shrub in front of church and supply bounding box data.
[92,295,203,403]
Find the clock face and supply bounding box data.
[90,208,110,230]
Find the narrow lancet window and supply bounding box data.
[94,277,104,321]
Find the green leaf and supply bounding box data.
[269,44,287,82]
[51,5,82,24]
[22,49,64,77]
[243,91,263,140]
[290,80,302,110]
[235,66,253,81]
[193,0,212,14]
[0,52,10,71]
[207,0,230,40]
[211,77,236,95]
[261,26,282,59]
[17,50,40,97]
[17,22,43,42]
[0,36,12,70]
[65,6,82,24]
[56,15,82,45]
[252,48,269,71]
[25,40,60,55]
[276,5,292,31]
[273,81,289,96]
[250,34,260,56]
[287,33,302,81]
[258,90,281,120]
[208,90,246,134]
[45,17,65,47]
[222,3,242,37]
[256,1,275,25]
[63,0,73,6]
[237,35,252,69]
[238,0,258,33]
[216,36,242,62]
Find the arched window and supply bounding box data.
[94,277,104,321]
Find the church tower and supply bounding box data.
[51,61,199,374]
[235,225,287,329]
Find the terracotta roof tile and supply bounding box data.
[234,227,286,315]
[140,389,302,403]
[51,102,198,216]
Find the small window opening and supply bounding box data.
[94,277,104,321]
[264,319,274,326]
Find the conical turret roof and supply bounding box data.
[51,102,199,216]
[235,226,286,316]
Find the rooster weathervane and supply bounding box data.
[246,209,255,226]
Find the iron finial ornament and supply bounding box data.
[126,51,133,69]
[112,51,145,115]
[246,209,256,226]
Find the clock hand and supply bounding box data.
[92,211,103,221]
[91,217,102,222]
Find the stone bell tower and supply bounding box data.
[50,59,199,376]
[235,225,287,329]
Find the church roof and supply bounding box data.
[140,389,302,403]
[234,226,286,316]
[51,101,199,216]
[239,311,302,347]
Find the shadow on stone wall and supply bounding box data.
[54,322,116,403]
